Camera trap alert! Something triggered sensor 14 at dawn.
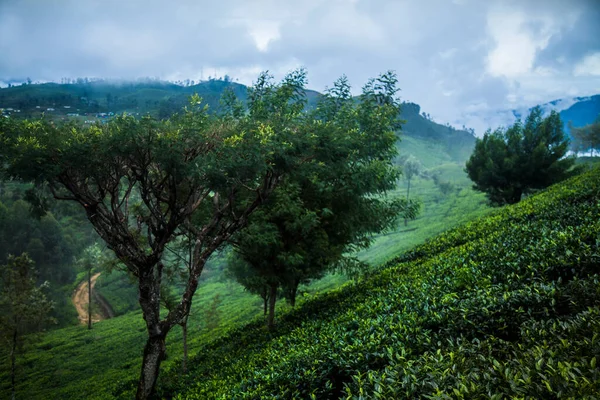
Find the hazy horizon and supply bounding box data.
[1,0,599,133]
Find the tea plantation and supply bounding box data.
[150,165,600,399]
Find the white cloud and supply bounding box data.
[246,21,281,52]
[574,52,600,76]
[485,8,554,79]
[0,0,598,135]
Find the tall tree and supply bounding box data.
[0,69,412,398]
[229,73,418,328]
[465,107,576,206]
[0,254,55,400]
[0,70,320,399]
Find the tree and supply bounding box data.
[0,69,355,399]
[160,233,196,374]
[570,117,600,156]
[76,243,104,330]
[401,156,422,225]
[228,73,417,328]
[0,254,55,400]
[465,107,576,206]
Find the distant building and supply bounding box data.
[64,106,71,109]
[47,108,55,111]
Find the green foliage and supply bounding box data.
[0,254,55,340]
[149,166,600,399]
[399,102,476,162]
[466,106,576,205]
[229,73,409,325]
[0,254,55,398]
[2,69,426,398]
[571,117,600,156]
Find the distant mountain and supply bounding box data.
[457,94,600,141]
[0,80,475,164]
[512,94,600,134]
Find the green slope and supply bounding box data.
[154,166,600,399]
[2,166,597,399]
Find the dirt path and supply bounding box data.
[72,272,114,324]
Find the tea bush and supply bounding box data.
[161,166,600,399]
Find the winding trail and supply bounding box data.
[72,272,114,324]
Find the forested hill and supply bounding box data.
[0,80,475,163]
[400,102,475,162]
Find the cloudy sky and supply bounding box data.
[1,0,599,133]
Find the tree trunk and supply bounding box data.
[288,279,299,308]
[267,283,278,330]
[11,328,17,400]
[262,294,268,316]
[181,316,188,374]
[88,268,92,330]
[136,333,166,400]
[136,267,167,400]
[405,178,411,226]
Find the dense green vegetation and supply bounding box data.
[1,160,596,399]
[466,107,576,205]
[0,77,508,399]
[0,181,97,325]
[0,254,55,400]
[148,164,600,399]
[1,70,420,399]
[0,79,321,122]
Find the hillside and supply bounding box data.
[0,81,475,163]
[513,95,600,137]
[153,165,600,399]
[559,95,600,132]
[1,165,598,399]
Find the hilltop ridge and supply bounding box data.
[0,80,475,164]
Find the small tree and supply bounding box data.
[0,254,55,400]
[466,107,576,206]
[76,243,103,329]
[1,70,318,399]
[402,156,422,225]
[570,118,600,156]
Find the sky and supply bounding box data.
[1,0,599,134]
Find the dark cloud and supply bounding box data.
[1,0,599,134]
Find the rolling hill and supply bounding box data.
[0,80,475,162]
[2,160,596,399]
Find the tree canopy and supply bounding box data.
[0,254,55,400]
[570,117,600,156]
[227,73,414,328]
[0,69,409,399]
[465,106,576,205]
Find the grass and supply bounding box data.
[0,129,492,399]
[360,162,490,265]
[157,164,600,399]
[0,273,264,399]
[2,162,597,398]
